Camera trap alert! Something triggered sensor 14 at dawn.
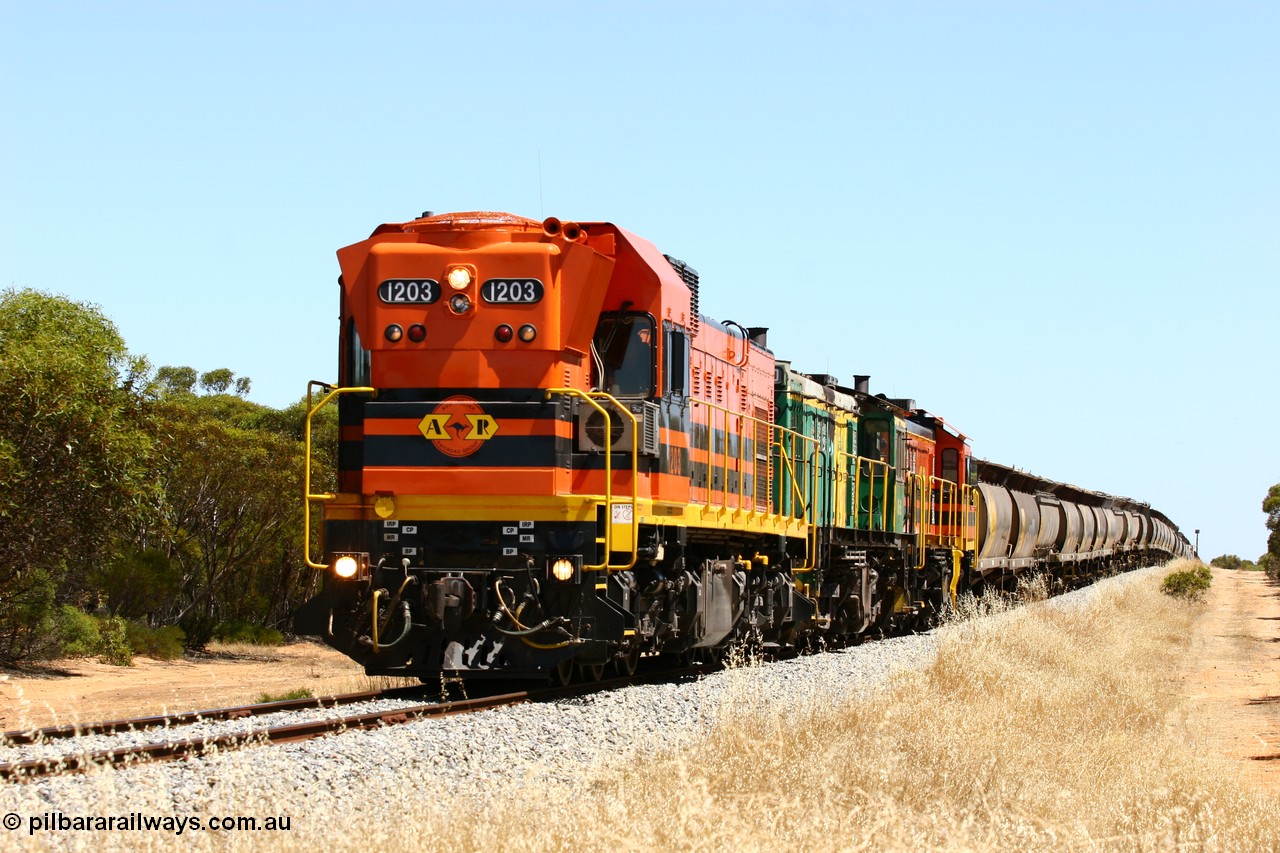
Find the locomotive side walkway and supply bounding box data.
[1180,567,1280,797]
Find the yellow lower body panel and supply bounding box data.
[324,493,810,540]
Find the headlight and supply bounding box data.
[551,558,575,582]
[446,266,473,290]
[333,555,359,579]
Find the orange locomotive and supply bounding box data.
[303,210,1190,682]
[305,211,819,681]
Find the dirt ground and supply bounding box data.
[2,569,1278,800]
[1182,567,1280,796]
[0,639,375,731]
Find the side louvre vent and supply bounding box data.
[639,403,659,456]
[664,254,700,335]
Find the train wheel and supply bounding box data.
[614,648,640,678]
[577,662,606,683]
[551,658,574,687]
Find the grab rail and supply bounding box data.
[692,398,818,569]
[303,381,376,570]
[544,388,638,571]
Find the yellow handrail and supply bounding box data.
[929,476,963,547]
[851,454,891,532]
[691,399,817,569]
[774,431,809,518]
[915,472,927,568]
[544,388,638,571]
[690,399,814,515]
[963,483,979,554]
[304,382,376,570]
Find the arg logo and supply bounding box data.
[417,395,499,458]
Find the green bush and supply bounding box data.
[1211,554,1262,571]
[54,605,102,658]
[97,615,133,666]
[1161,565,1213,601]
[255,688,313,704]
[179,611,217,650]
[213,619,284,646]
[91,548,181,620]
[0,568,59,662]
[252,626,285,646]
[125,621,186,660]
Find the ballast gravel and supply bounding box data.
[0,568,1156,822]
[0,698,444,768]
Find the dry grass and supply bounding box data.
[4,559,1277,851]
[419,560,1280,851]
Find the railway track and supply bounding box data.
[1,684,429,745]
[0,665,710,781]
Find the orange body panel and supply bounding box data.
[333,212,706,514]
[923,418,972,546]
[362,467,565,497]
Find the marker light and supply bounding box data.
[333,555,359,579]
[447,267,473,290]
[551,558,575,582]
[518,324,537,343]
[385,324,404,342]
[449,294,471,314]
[494,324,514,342]
[408,324,427,342]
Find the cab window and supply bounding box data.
[593,314,655,397]
[941,448,959,483]
[344,317,370,387]
[664,326,689,398]
[860,422,891,464]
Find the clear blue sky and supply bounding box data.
[3,2,1276,560]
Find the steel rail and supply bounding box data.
[1,685,429,746]
[0,665,711,782]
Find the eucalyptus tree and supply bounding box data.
[147,388,313,645]
[0,289,154,661]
